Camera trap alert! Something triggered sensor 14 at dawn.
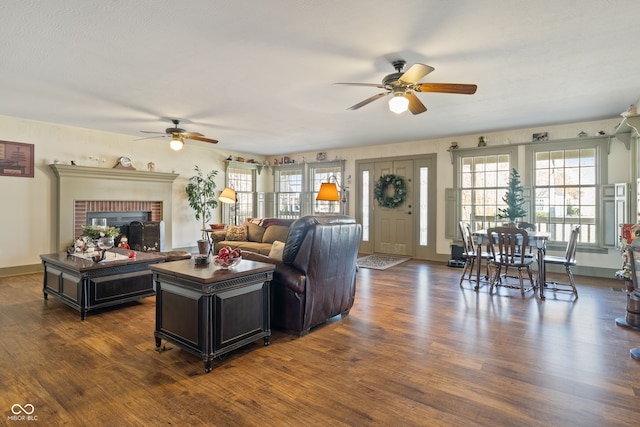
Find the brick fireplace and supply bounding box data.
[50,164,178,252]
[74,200,163,238]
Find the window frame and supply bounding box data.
[274,163,304,219]
[272,160,345,217]
[452,146,519,232]
[525,137,608,247]
[225,164,257,225]
[309,161,345,215]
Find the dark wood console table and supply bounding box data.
[150,259,275,373]
[41,249,165,320]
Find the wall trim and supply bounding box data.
[0,263,43,278]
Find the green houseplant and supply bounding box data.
[497,168,527,224]
[185,166,219,253]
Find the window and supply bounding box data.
[419,167,428,245]
[227,166,255,225]
[310,162,343,215]
[455,150,514,231]
[362,170,370,241]
[275,167,303,219]
[528,139,607,244]
[271,161,345,218]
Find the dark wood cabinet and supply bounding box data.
[150,259,275,373]
[41,250,165,320]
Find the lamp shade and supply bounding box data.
[316,182,340,201]
[388,95,409,114]
[218,187,236,204]
[169,135,184,151]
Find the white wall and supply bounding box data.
[0,114,262,270]
[0,113,631,274]
[283,117,631,272]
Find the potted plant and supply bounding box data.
[185,166,219,254]
[497,168,527,224]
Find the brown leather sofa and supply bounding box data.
[243,215,361,336]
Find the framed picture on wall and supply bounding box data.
[0,140,34,178]
[532,132,548,142]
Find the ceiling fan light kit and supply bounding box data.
[140,119,218,150]
[169,135,184,151]
[389,94,409,114]
[337,59,477,115]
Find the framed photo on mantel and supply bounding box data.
[0,140,34,178]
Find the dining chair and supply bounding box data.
[500,222,536,278]
[458,221,492,289]
[486,227,536,296]
[516,222,537,260]
[542,225,580,298]
[517,222,536,231]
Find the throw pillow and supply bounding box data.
[246,222,266,242]
[226,225,247,241]
[268,240,285,261]
[262,225,289,244]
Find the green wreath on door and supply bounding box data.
[374,174,406,209]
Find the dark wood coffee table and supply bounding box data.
[41,249,165,320]
[150,258,275,373]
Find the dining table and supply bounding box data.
[472,229,550,299]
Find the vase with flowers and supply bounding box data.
[79,225,120,260]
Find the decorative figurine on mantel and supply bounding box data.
[449,141,458,150]
[478,136,487,147]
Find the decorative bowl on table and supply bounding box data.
[194,255,210,266]
[213,255,242,269]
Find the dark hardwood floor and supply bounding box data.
[1,261,640,426]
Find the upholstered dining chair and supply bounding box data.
[458,221,492,289]
[486,226,536,296]
[542,225,580,298]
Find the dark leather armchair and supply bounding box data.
[243,215,361,336]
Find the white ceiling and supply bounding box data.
[2,0,640,155]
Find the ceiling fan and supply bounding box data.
[336,60,477,115]
[139,119,218,151]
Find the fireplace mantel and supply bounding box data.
[50,164,179,251]
[50,164,178,183]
